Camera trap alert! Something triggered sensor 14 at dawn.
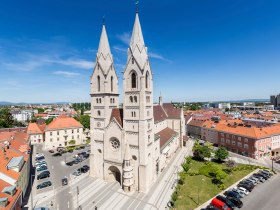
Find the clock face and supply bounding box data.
[97,122,101,127]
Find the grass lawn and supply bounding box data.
[175,160,256,210]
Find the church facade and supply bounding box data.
[90,12,186,193]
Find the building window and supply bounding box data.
[132,58,134,64]
[72,130,74,134]
[232,141,236,145]
[131,72,137,88]
[97,75,101,92]
[221,138,224,143]
[238,137,241,141]
[96,98,98,103]
[50,138,53,142]
[145,72,149,89]
[72,135,74,139]
[226,139,230,144]
[146,96,150,103]
[244,138,248,143]
[77,135,79,139]
[130,96,133,103]
[57,138,59,141]
[244,144,248,149]
[134,96,137,103]
[50,132,52,136]
[110,138,120,150]
[111,76,113,92]
[238,142,242,148]
[221,133,224,137]
[97,110,101,116]
[77,129,79,133]
[64,130,67,134]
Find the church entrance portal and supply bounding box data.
[108,166,121,185]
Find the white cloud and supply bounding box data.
[53,71,81,77]
[113,46,127,53]
[117,32,131,45]
[149,52,172,63]
[48,57,94,69]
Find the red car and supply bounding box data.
[211,198,231,210]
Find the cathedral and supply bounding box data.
[89,11,186,193]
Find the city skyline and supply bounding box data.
[1,0,280,103]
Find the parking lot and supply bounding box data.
[32,145,90,208]
[241,173,280,210]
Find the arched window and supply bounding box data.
[99,98,101,103]
[134,96,137,103]
[111,76,113,92]
[97,110,101,116]
[130,96,133,103]
[145,72,149,89]
[97,76,101,92]
[131,72,137,88]
[132,58,134,64]
[96,98,98,103]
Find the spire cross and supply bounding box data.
[135,0,139,13]
[102,16,106,25]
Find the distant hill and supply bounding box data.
[0,101,71,105]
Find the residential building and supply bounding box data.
[90,12,185,193]
[208,102,231,109]
[44,115,84,149]
[0,179,22,210]
[27,123,45,145]
[270,94,280,109]
[10,110,37,122]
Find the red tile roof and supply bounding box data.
[162,103,181,119]
[110,108,123,127]
[27,123,45,134]
[153,105,168,123]
[45,115,83,130]
[0,179,22,210]
[157,127,178,149]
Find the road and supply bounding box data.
[241,174,280,210]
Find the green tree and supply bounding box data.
[75,115,90,129]
[193,143,211,161]
[0,108,14,128]
[215,147,229,162]
[69,139,76,145]
[37,108,45,113]
[45,117,54,125]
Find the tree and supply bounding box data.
[193,144,211,161]
[69,139,76,145]
[215,147,229,162]
[0,108,14,128]
[45,118,54,125]
[75,115,90,129]
[37,108,45,113]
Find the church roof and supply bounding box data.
[110,108,123,127]
[157,127,178,149]
[153,105,168,123]
[162,103,181,119]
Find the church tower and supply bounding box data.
[90,21,119,177]
[123,12,155,192]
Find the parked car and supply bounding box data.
[216,195,236,209]
[237,183,253,192]
[249,176,260,184]
[245,178,257,185]
[261,170,272,177]
[204,205,219,210]
[72,170,81,176]
[48,149,54,153]
[256,172,269,179]
[75,147,81,150]
[37,171,50,180]
[232,188,245,198]
[239,180,255,188]
[37,165,48,172]
[37,181,52,189]
[66,160,75,166]
[35,156,45,162]
[80,146,85,149]
[35,153,44,158]
[82,165,90,171]
[237,187,249,195]
[224,191,242,199]
[211,198,230,210]
[62,177,68,186]
[52,153,62,157]
[226,197,243,208]
[263,169,273,176]
[36,164,47,169]
[35,161,47,167]
[79,167,88,173]
[34,207,50,210]
[252,174,266,182]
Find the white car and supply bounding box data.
[35,161,47,167]
[249,176,260,184]
[238,187,249,195]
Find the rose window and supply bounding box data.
[110,138,120,150]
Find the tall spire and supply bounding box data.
[96,22,113,76]
[130,13,145,50]
[97,24,111,56]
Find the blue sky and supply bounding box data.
[1,0,280,103]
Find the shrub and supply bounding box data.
[215,147,229,162]
[171,190,178,202]
[226,160,236,168]
[178,178,184,185]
